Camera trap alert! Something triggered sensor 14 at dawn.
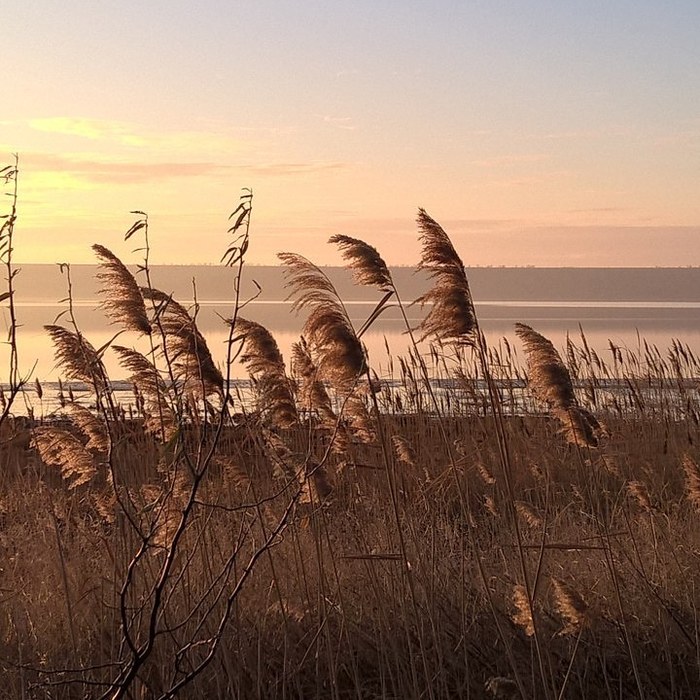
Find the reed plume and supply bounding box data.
[550,577,588,635]
[231,317,297,428]
[142,287,223,396]
[392,434,416,467]
[627,480,653,511]
[291,337,356,456]
[515,323,576,407]
[414,208,477,344]
[44,325,109,393]
[552,405,604,448]
[511,584,535,636]
[32,427,97,488]
[291,337,335,424]
[278,252,366,393]
[92,244,151,335]
[328,234,393,292]
[65,403,109,453]
[112,345,176,439]
[515,500,543,528]
[113,345,166,398]
[515,323,603,447]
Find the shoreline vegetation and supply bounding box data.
[2,165,700,698]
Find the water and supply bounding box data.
[5,259,700,416]
[2,289,699,417]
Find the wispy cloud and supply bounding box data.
[566,207,627,214]
[22,152,226,184]
[30,117,135,143]
[241,162,349,176]
[25,118,251,154]
[18,151,349,184]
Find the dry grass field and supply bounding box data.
[1,180,699,698]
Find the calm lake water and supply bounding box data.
[3,297,700,385]
[2,264,698,415]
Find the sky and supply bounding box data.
[2,0,699,267]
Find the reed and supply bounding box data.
[0,202,699,699]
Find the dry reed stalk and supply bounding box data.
[550,577,588,635]
[414,208,477,344]
[231,317,297,428]
[92,244,151,334]
[511,584,535,636]
[681,454,700,510]
[32,427,97,488]
[141,287,223,396]
[515,323,603,447]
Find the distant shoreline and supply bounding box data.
[12,265,700,303]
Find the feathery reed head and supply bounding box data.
[552,405,604,448]
[291,337,335,423]
[417,208,465,272]
[415,209,477,344]
[233,317,286,377]
[141,287,223,396]
[511,584,535,636]
[44,324,108,391]
[550,577,588,635]
[515,323,576,409]
[92,244,151,335]
[277,252,339,312]
[279,252,366,392]
[516,323,603,447]
[232,317,297,428]
[32,427,97,488]
[485,677,519,699]
[304,306,366,390]
[112,345,166,398]
[112,345,176,439]
[65,402,109,453]
[392,434,416,467]
[329,234,393,292]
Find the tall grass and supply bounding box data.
[1,176,700,698]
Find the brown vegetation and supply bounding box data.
[1,179,700,698]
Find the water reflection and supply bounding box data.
[2,299,699,385]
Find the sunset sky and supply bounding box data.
[3,1,699,267]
